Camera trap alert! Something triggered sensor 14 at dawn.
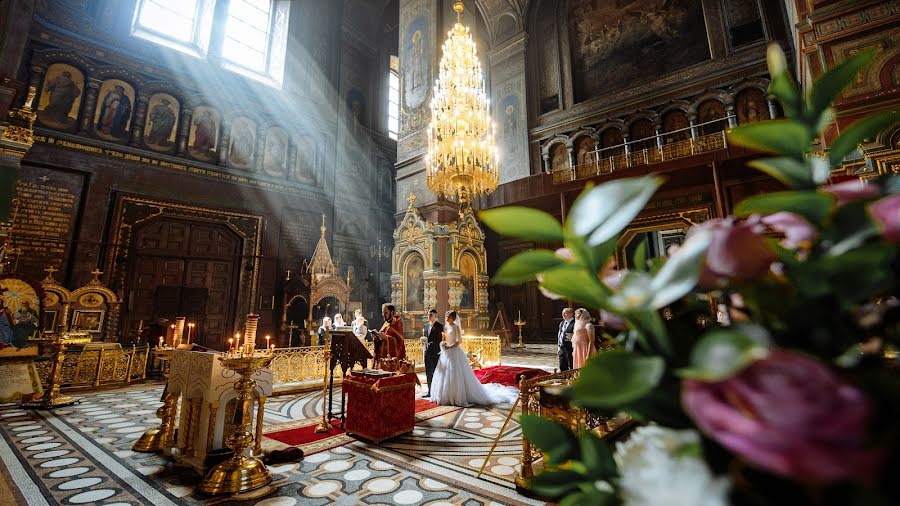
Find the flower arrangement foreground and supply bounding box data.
[480,45,899,506]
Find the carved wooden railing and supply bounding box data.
[35,344,150,390]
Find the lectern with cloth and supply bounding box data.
[344,371,417,442]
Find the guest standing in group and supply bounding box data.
[317,317,332,346]
[423,309,443,398]
[333,313,346,327]
[572,308,597,369]
[557,307,576,371]
[352,309,368,342]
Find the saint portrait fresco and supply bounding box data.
[404,254,424,312]
[574,136,596,169]
[346,89,365,127]
[0,278,41,347]
[228,117,257,170]
[93,79,134,142]
[568,0,710,101]
[630,119,656,151]
[37,63,84,132]
[293,134,317,184]
[459,253,476,310]
[736,88,769,125]
[663,110,690,143]
[143,93,180,152]
[263,127,289,178]
[403,15,429,110]
[600,128,625,157]
[188,106,220,162]
[698,100,727,135]
[549,143,568,174]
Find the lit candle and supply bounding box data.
[158,336,163,348]
[187,323,195,344]
[265,335,270,350]
[228,337,233,352]
[235,332,241,351]
[518,310,521,321]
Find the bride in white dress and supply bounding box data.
[430,311,518,407]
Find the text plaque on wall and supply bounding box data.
[10,166,85,282]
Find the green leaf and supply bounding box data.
[568,235,618,277]
[571,351,665,408]
[678,328,769,381]
[727,120,811,159]
[649,229,713,309]
[529,469,584,497]
[578,431,617,478]
[518,415,578,464]
[539,264,609,309]
[560,490,619,506]
[734,191,835,224]
[633,239,648,272]
[769,71,803,118]
[747,157,817,189]
[828,109,900,166]
[479,206,564,242]
[493,250,567,285]
[808,48,877,117]
[568,177,664,247]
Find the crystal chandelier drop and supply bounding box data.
[426,1,498,205]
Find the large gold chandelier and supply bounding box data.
[426,1,498,204]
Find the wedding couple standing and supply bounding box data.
[424,309,517,407]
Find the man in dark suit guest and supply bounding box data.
[557,307,575,372]
[423,309,443,398]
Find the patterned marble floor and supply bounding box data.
[0,383,547,506]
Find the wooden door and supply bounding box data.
[126,218,242,350]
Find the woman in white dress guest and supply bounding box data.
[333,313,346,327]
[430,310,517,407]
[352,309,368,342]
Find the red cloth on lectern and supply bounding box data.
[375,316,406,361]
[344,372,416,442]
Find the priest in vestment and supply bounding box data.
[375,303,406,363]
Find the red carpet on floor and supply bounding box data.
[474,365,550,388]
[267,398,445,447]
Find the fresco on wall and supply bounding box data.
[600,128,625,157]
[736,88,769,124]
[294,134,317,184]
[37,63,84,132]
[405,254,424,312]
[403,15,429,110]
[499,94,523,176]
[188,106,220,162]
[663,110,690,142]
[574,136,596,168]
[228,117,257,170]
[263,127,289,178]
[698,100,727,135]
[143,93,179,152]
[93,79,134,142]
[459,253,476,310]
[568,0,710,101]
[550,143,568,173]
[346,89,366,127]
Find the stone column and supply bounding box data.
[567,146,575,178]
[288,134,298,179]
[26,65,46,106]
[218,118,230,167]
[130,96,149,147]
[541,152,550,173]
[688,115,699,139]
[176,107,193,157]
[78,78,102,135]
[766,98,778,119]
[655,126,664,151]
[254,125,265,173]
[622,134,631,155]
[726,105,737,128]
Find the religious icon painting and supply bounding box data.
[227,116,257,170]
[404,253,424,312]
[188,105,220,162]
[93,79,135,143]
[262,126,289,178]
[0,277,42,347]
[403,15,429,110]
[71,309,105,333]
[736,88,769,125]
[459,253,477,309]
[42,310,57,334]
[293,134,317,184]
[143,92,180,152]
[37,63,85,132]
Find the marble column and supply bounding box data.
[726,105,737,128]
[766,98,778,119]
[688,115,699,139]
[26,65,45,107]
[130,96,149,147]
[176,108,193,157]
[218,118,230,167]
[655,126,664,152]
[77,78,102,135]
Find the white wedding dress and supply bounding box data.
[430,322,518,407]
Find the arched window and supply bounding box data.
[132,0,214,54]
[388,55,400,140]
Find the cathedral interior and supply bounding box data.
[0,0,897,505]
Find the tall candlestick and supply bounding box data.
[245,314,259,345]
[228,338,233,352]
[169,324,175,347]
[265,335,271,350]
[159,336,163,348]
[174,316,186,347]
[187,323,195,344]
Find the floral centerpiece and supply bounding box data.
[480,45,899,506]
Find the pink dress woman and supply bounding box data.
[572,310,596,369]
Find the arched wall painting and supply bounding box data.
[698,100,727,135]
[600,128,624,156]
[550,143,568,173]
[0,278,41,347]
[37,63,84,132]
[403,15,429,110]
[459,253,476,310]
[663,110,690,142]
[568,0,710,101]
[228,117,257,170]
[93,79,135,142]
[574,136,595,168]
[736,88,769,125]
[404,254,424,312]
[144,92,180,152]
[294,134,317,184]
[189,106,220,162]
[263,126,289,178]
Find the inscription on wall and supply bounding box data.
[10,166,84,281]
[279,210,321,263]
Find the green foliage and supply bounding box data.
[733,191,835,224]
[569,351,665,408]
[679,327,769,381]
[728,120,811,159]
[828,109,900,166]
[568,176,663,246]
[478,206,564,242]
[492,250,566,285]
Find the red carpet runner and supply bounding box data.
[474,365,550,387]
[263,398,460,455]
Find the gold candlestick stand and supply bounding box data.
[314,328,332,433]
[23,332,92,409]
[133,348,177,452]
[200,352,274,495]
[514,316,526,349]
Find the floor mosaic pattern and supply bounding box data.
[0,384,547,505]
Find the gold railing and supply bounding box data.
[461,335,501,366]
[35,345,150,390]
[551,131,728,184]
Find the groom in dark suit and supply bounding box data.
[423,308,443,397]
[558,307,575,372]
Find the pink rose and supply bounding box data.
[554,248,576,262]
[682,350,880,484]
[689,219,776,288]
[761,212,817,249]
[822,180,879,206]
[868,194,900,243]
